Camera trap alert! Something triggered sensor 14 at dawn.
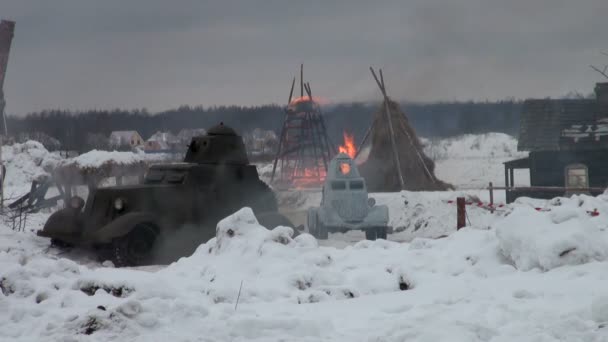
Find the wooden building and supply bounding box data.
[504,83,608,202]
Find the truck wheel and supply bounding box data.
[112,223,158,267]
[376,227,388,240]
[365,228,377,241]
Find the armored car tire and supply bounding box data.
[307,209,317,237]
[307,209,328,240]
[376,226,388,240]
[111,223,159,267]
[317,223,328,240]
[50,239,72,248]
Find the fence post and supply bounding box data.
[457,197,466,230]
[489,182,494,213]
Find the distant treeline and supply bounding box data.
[6,100,522,152]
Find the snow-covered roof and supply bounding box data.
[60,150,146,169]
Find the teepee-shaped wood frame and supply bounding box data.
[357,67,439,191]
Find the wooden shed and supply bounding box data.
[505,83,608,202]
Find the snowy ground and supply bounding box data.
[2,134,608,341]
[423,133,529,188]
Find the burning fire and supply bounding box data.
[338,132,357,159]
[339,162,351,175]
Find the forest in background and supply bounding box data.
[5,100,522,152]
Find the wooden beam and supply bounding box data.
[288,77,295,104]
[370,67,405,189]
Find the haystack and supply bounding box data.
[356,69,451,192]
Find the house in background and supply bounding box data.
[505,82,608,203]
[109,131,144,150]
[243,128,279,157]
[144,131,180,153]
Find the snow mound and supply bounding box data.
[1,141,62,187]
[495,194,608,271]
[167,207,409,305]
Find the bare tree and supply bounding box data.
[590,51,608,79]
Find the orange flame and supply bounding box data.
[338,132,357,159]
[339,162,351,175]
[288,96,329,106]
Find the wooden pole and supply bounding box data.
[457,197,466,230]
[370,67,405,189]
[300,64,304,98]
[288,77,295,104]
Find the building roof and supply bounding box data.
[518,83,608,152]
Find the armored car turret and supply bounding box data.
[307,153,390,240]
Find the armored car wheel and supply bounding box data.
[112,223,158,267]
[308,210,328,240]
[307,209,318,237]
[376,227,388,240]
[50,239,72,248]
[317,222,328,240]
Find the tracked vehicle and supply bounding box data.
[307,153,391,240]
[38,123,292,266]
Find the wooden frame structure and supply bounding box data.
[270,64,334,188]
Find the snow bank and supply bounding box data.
[495,194,608,271]
[2,203,608,340]
[1,141,62,187]
[166,208,410,305]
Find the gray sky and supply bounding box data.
[2,0,608,115]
